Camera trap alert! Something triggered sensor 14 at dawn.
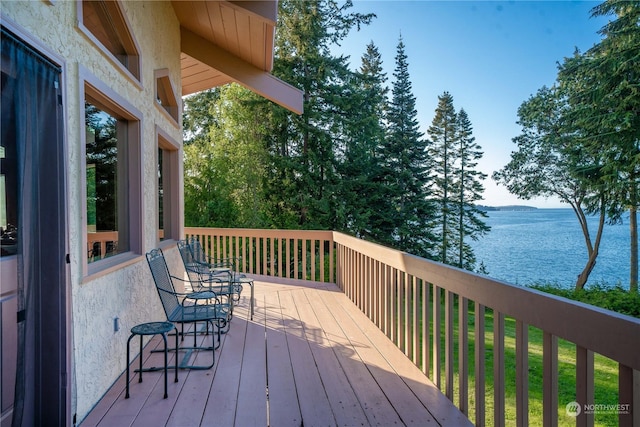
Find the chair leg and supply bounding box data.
[174,321,216,370]
[138,335,143,383]
[174,326,179,383]
[125,333,135,399]
[161,332,168,399]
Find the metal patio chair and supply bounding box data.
[180,237,255,320]
[177,239,241,302]
[145,248,230,369]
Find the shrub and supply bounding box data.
[529,283,640,318]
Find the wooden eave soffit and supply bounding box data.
[180,27,303,115]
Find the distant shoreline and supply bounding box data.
[477,204,538,211]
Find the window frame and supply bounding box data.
[154,69,180,127]
[77,0,142,87]
[156,126,181,245]
[80,66,143,277]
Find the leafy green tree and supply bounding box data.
[182,88,237,227]
[383,37,434,257]
[453,108,490,270]
[183,86,269,227]
[493,86,610,290]
[427,92,459,264]
[182,89,221,145]
[558,0,640,292]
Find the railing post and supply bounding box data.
[543,332,558,427]
[618,364,638,427]
[475,302,485,427]
[433,286,441,390]
[412,276,419,366]
[516,320,529,427]
[494,311,505,427]
[445,290,454,400]
[576,346,594,427]
[459,296,469,415]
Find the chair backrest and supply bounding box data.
[177,239,207,290]
[177,239,196,265]
[145,248,180,319]
[187,236,208,265]
[187,236,234,271]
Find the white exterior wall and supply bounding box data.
[2,1,185,421]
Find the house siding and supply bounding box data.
[2,1,184,422]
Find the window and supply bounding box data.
[0,118,18,258]
[79,0,141,81]
[155,69,180,124]
[84,78,141,268]
[157,127,180,242]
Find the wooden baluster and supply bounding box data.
[516,320,529,427]
[543,332,558,427]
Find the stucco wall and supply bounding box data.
[2,1,184,422]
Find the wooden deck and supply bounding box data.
[80,277,471,427]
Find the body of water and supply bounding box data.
[471,209,632,288]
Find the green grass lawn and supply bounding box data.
[426,300,620,426]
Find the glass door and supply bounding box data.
[1,26,68,426]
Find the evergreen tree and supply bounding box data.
[263,0,374,229]
[427,92,459,264]
[338,42,392,242]
[384,37,434,257]
[453,108,489,270]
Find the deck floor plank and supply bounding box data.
[303,287,404,426]
[276,289,337,426]
[263,290,303,427]
[134,325,210,427]
[81,276,470,427]
[200,303,249,426]
[291,288,371,426]
[322,289,440,426]
[165,328,220,427]
[234,301,269,427]
[329,289,473,427]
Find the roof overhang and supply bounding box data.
[173,1,303,114]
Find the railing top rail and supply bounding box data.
[185,227,334,240]
[332,231,640,369]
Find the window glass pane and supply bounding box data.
[86,102,128,262]
[81,0,140,79]
[158,147,165,241]
[0,71,18,257]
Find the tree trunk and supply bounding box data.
[629,205,638,293]
[575,248,598,290]
[573,201,606,290]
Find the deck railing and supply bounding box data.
[186,227,640,426]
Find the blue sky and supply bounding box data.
[334,0,608,208]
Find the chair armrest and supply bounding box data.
[203,255,242,269]
[167,275,222,303]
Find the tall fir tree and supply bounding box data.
[263,0,374,229]
[427,92,459,264]
[453,108,489,270]
[338,42,393,242]
[384,37,434,257]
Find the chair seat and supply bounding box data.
[167,303,229,324]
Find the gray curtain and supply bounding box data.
[1,27,67,427]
